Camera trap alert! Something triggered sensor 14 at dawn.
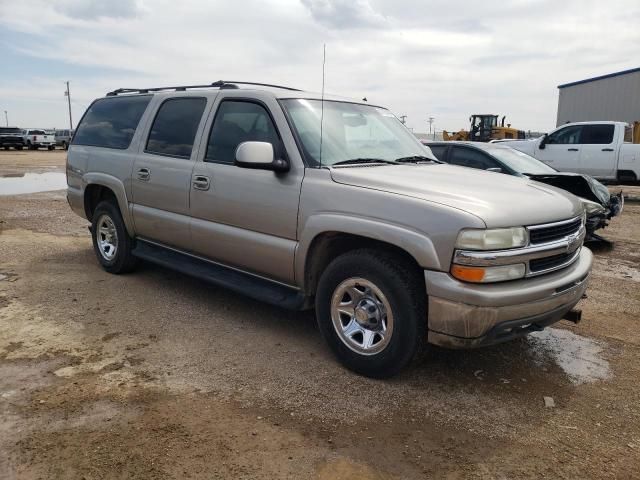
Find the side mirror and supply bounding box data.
[235,141,289,172]
[539,134,548,150]
[486,167,502,173]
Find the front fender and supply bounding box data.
[295,213,442,286]
[83,172,135,237]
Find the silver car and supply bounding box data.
[66,81,592,377]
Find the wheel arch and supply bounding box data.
[83,173,135,236]
[297,215,440,295]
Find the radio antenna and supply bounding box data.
[319,44,326,167]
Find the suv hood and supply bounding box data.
[330,164,583,228]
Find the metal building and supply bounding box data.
[556,67,640,126]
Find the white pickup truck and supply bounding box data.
[499,121,639,182]
[22,129,56,150]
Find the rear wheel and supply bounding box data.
[62,141,68,150]
[315,249,426,378]
[47,145,54,151]
[15,145,23,151]
[91,201,138,274]
[3,146,8,150]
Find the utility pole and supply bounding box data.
[399,115,407,125]
[64,81,73,130]
[3,110,7,127]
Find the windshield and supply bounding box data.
[489,147,557,174]
[281,99,434,167]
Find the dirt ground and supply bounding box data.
[1,150,639,479]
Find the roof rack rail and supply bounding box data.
[106,80,302,96]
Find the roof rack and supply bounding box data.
[106,80,302,96]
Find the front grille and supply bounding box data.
[529,252,575,273]
[528,218,581,244]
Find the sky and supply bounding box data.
[0,0,638,133]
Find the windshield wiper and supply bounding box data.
[332,158,399,166]
[395,155,441,164]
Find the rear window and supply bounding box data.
[0,127,22,134]
[73,95,151,149]
[30,130,46,135]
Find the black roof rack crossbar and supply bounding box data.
[106,80,302,96]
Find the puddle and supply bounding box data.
[527,328,611,384]
[0,172,66,195]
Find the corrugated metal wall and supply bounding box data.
[556,70,640,126]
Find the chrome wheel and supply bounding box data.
[330,277,394,355]
[97,214,118,261]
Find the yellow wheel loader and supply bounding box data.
[443,114,525,142]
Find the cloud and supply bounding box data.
[53,0,143,20]
[0,0,639,132]
[300,0,387,29]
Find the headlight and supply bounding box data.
[582,199,605,216]
[451,263,526,283]
[455,227,527,250]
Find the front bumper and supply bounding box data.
[425,247,593,348]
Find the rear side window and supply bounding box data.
[146,97,207,158]
[73,95,151,149]
[449,147,499,170]
[581,125,614,144]
[426,144,447,161]
[206,101,281,164]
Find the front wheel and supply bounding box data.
[47,145,54,151]
[315,249,426,378]
[91,201,138,274]
[15,145,23,150]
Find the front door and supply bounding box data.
[189,97,303,284]
[536,124,583,173]
[132,96,209,250]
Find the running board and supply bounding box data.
[132,240,308,310]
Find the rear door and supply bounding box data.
[131,95,210,250]
[189,95,303,284]
[536,124,583,172]
[578,124,617,179]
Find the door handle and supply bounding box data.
[568,148,579,152]
[602,148,614,152]
[137,168,151,181]
[192,175,210,191]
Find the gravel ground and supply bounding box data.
[1,150,639,479]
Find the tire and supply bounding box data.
[47,145,54,151]
[15,145,23,151]
[62,141,68,151]
[91,201,138,274]
[315,249,426,378]
[26,142,33,150]
[3,146,8,150]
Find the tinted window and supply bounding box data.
[426,144,447,161]
[547,125,582,145]
[449,147,499,170]
[145,97,206,158]
[30,130,46,135]
[206,101,280,164]
[0,127,22,134]
[581,124,614,144]
[73,95,151,149]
